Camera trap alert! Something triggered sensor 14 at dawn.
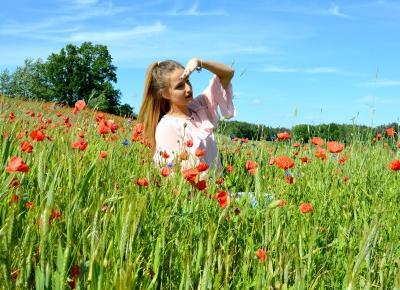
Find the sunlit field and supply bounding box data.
[1,95,399,289]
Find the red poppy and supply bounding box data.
[386,127,396,137]
[20,141,33,153]
[342,175,350,182]
[73,100,86,114]
[255,249,267,262]
[274,156,294,170]
[293,142,301,148]
[160,167,171,177]
[9,194,19,205]
[99,151,108,159]
[26,201,34,209]
[338,155,347,165]
[314,148,327,160]
[376,133,382,140]
[196,162,209,172]
[299,202,313,214]
[311,137,324,146]
[183,168,198,183]
[196,180,207,191]
[300,156,311,163]
[226,164,234,173]
[6,157,29,173]
[98,120,110,135]
[49,209,62,224]
[245,160,257,174]
[277,131,291,141]
[8,112,15,122]
[285,175,294,184]
[136,178,149,187]
[278,199,287,207]
[215,191,230,208]
[327,141,343,153]
[30,130,46,141]
[195,148,205,157]
[71,138,88,151]
[180,151,188,160]
[186,139,193,147]
[389,160,400,171]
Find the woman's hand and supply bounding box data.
[179,58,201,80]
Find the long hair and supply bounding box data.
[137,60,184,151]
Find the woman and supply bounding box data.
[137,58,235,175]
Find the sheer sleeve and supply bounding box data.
[195,75,235,126]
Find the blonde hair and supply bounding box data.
[137,60,184,150]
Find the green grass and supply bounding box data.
[0,95,399,289]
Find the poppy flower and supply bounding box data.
[71,138,88,151]
[245,160,257,174]
[186,139,193,147]
[73,100,86,114]
[9,194,19,205]
[183,168,198,183]
[255,249,267,262]
[274,156,294,170]
[160,167,171,177]
[196,180,207,191]
[8,112,15,122]
[338,155,347,165]
[180,151,188,160]
[98,120,110,135]
[285,175,294,184]
[161,151,170,159]
[26,201,34,209]
[49,209,62,224]
[300,156,311,163]
[99,151,108,159]
[299,202,313,214]
[215,191,230,208]
[293,142,301,148]
[6,157,29,173]
[226,164,234,173]
[314,148,327,160]
[136,178,149,187]
[311,137,324,146]
[195,148,205,157]
[386,127,395,137]
[277,131,291,141]
[20,141,33,153]
[389,160,400,171]
[327,141,343,153]
[196,162,209,172]
[30,130,46,141]
[376,133,382,140]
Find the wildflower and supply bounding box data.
[300,156,311,163]
[180,151,188,160]
[277,131,291,141]
[274,156,294,170]
[314,148,327,160]
[9,112,15,122]
[73,100,86,114]
[122,139,129,146]
[196,180,207,191]
[30,130,46,141]
[49,209,62,224]
[195,148,205,157]
[226,164,234,173]
[245,160,257,174]
[136,178,149,187]
[311,137,324,146]
[299,202,313,214]
[186,139,193,147]
[215,191,230,208]
[386,127,396,137]
[20,141,33,153]
[9,194,19,205]
[255,249,267,262]
[161,151,170,159]
[389,160,400,171]
[99,151,108,159]
[71,138,88,151]
[285,175,294,184]
[6,157,29,173]
[338,155,347,165]
[160,167,171,177]
[98,120,110,135]
[293,142,301,148]
[183,168,198,183]
[327,141,343,153]
[26,201,34,209]
[342,175,350,182]
[196,162,209,172]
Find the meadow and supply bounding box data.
[0,95,399,289]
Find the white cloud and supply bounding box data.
[157,2,227,16]
[65,22,166,42]
[359,79,400,87]
[261,66,340,74]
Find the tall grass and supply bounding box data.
[0,95,399,289]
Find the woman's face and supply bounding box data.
[163,68,193,107]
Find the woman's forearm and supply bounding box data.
[201,59,235,89]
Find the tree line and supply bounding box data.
[0,42,134,117]
[219,120,399,142]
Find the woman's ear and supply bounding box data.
[160,88,170,100]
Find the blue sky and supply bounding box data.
[1,0,399,128]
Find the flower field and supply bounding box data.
[1,95,399,289]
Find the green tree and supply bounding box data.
[0,69,12,95]
[44,42,121,113]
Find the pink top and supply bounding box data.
[153,75,235,173]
